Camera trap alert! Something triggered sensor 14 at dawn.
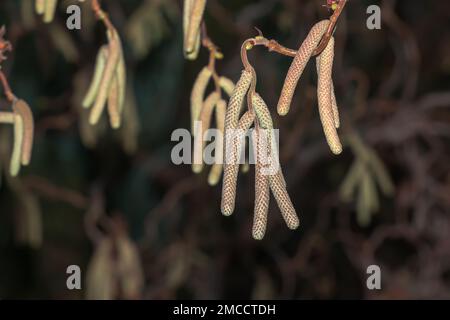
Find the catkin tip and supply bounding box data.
[252,232,264,241]
[192,164,203,174]
[289,218,300,230]
[208,174,220,186]
[332,143,343,155]
[221,205,234,216]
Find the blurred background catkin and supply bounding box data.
[0,0,450,299]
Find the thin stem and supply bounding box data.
[91,0,115,33]
[245,0,348,59]
[201,23,222,95]
[312,0,347,56]
[0,70,15,102]
[0,26,15,102]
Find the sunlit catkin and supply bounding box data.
[316,37,342,154]
[185,0,207,59]
[44,0,58,23]
[277,20,329,116]
[35,0,45,15]
[116,45,126,113]
[219,76,235,97]
[190,67,212,134]
[208,99,226,186]
[35,0,58,23]
[107,75,120,129]
[192,91,220,173]
[183,0,201,60]
[10,114,24,177]
[13,100,34,165]
[83,46,108,108]
[89,29,121,125]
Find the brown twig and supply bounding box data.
[312,0,347,56]
[201,23,222,95]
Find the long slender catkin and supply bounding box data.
[116,40,126,113]
[221,111,255,216]
[107,75,121,129]
[190,67,212,134]
[253,134,270,240]
[207,102,226,185]
[277,20,330,116]
[183,0,200,60]
[219,77,235,97]
[43,0,58,23]
[35,0,45,14]
[185,0,207,58]
[10,114,24,177]
[225,70,252,130]
[316,37,342,155]
[89,30,121,125]
[331,82,340,128]
[253,94,299,230]
[317,62,340,129]
[192,92,220,173]
[252,119,270,240]
[13,100,34,166]
[208,99,226,186]
[269,172,299,230]
[83,46,108,108]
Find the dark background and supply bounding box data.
[0,0,449,299]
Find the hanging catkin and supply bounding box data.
[183,0,201,60]
[83,46,108,108]
[277,20,330,116]
[252,94,272,240]
[252,93,299,237]
[221,70,253,215]
[192,91,220,173]
[224,70,252,130]
[316,37,342,154]
[184,0,206,59]
[35,0,58,23]
[12,99,34,166]
[221,111,255,216]
[218,76,235,97]
[82,28,127,129]
[208,99,226,186]
[190,67,212,134]
[10,114,24,177]
[252,128,270,240]
[89,30,121,125]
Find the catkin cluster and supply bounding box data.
[221,69,299,240]
[83,28,126,129]
[190,65,235,186]
[183,0,207,60]
[340,134,395,226]
[35,0,58,23]
[278,20,342,155]
[0,99,34,177]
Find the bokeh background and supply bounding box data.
[0,0,449,299]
